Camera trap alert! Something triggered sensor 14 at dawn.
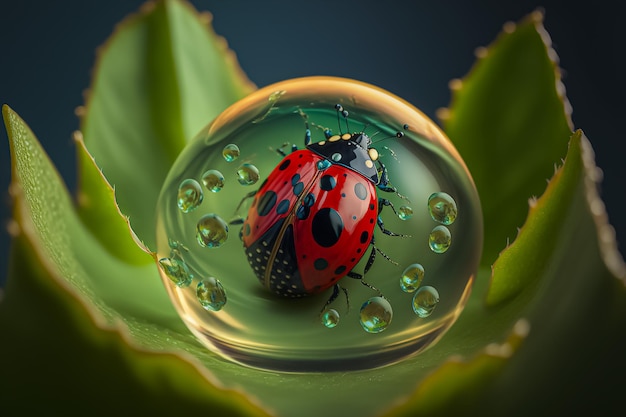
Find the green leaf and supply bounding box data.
[441,12,574,266]
[385,131,626,416]
[0,105,268,417]
[78,0,254,251]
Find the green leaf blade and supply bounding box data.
[0,104,269,417]
[79,0,255,251]
[442,12,573,266]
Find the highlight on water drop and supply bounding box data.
[177,178,203,213]
[412,286,440,318]
[197,277,227,311]
[196,213,229,248]
[201,169,225,192]
[359,296,393,334]
[222,143,240,162]
[428,192,457,225]
[429,225,451,253]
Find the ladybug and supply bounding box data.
[241,105,404,302]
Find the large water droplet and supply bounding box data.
[429,225,451,253]
[428,192,457,225]
[201,169,225,192]
[412,286,440,318]
[196,214,229,248]
[196,277,227,311]
[155,77,482,372]
[360,297,393,334]
[177,179,203,213]
[400,263,425,293]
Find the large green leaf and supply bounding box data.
[0,105,268,416]
[441,12,574,266]
[1,4,624,417]
[78,0,254,252]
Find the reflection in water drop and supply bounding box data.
[159,257,193,288]
[412,286,440,318]
[429,225,451,253]
[400,263,425,293]
[177,179,203,213]
[321,309,340,328]
[196,214,229,248]
[155,77,482,372]
[428,192,457,225]
[398,205,413,220]
[197,277,227,311]
[237,163,260,185]
[222,144,240,162]
[201,169,225,192]
[359,297,393,334]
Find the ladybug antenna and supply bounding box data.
[335,104,350,133]
[371,124,409,144]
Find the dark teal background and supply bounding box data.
[1,0,624,287]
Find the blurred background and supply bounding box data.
[1,0,624,287]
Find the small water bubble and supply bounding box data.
[222,144,240,162]
[196,277,227,311]
[159,257,193,287]
[237,163,260,185]
[196,214,229,248]
[321,309,340,328]
[429,225,451,253]
[398,205,413,220]
[359,297,393,334]
[400,263,424,293]
[428,192,457,225]
[201,169,225,192]
[177,179,203,213]
[412,286,440,318]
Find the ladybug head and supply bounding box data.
[307,132,380,184]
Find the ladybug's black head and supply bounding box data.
[306,132,380,184]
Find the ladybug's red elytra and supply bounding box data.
[241,105,405,303]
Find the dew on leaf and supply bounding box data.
[400,263,424,293]
[197,277,227,311]
[158,257,193,288]
[237,163,260,185]
[201,169,225,192]
[359,296,393,334]
[196,213,229,248]
[428,192,457,225]
[222,143,240,162]
[321,308,340,328]
[412,286,440,318]
[429,225,451,253]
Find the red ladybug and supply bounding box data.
[241,105,404,301]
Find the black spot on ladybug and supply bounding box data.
[303,192,315,207]
[291,173,300,186]
[334,265,347,275]
[369,218,374,223]
[311,208,343,247]
[341,193,346,198]
[352,215,357,220]
[320,175,336,191]
[257,191,277,216]
[279,159,291,171]
[343,173,347,177]
[314,258,329,270]
[293,181,304,196]
[369,203,375,210]
[276,199,290,214]
[360,230,369,244]
[296,205,310,220]
[354,182,368,200]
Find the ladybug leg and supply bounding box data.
[347,271,383,297]
[272,142,298,157]
[320,284,350,313]
[377,199,409,237]
[377,161,410,202]
[233,190,257,218]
